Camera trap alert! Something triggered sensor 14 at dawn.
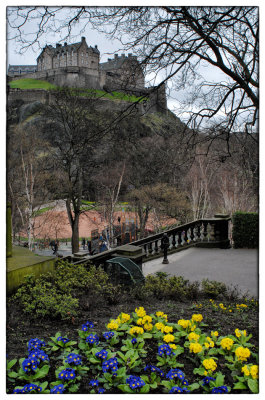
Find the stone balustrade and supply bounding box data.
[62,215,230,269]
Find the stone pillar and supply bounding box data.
[7,203,12,258]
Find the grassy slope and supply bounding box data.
[9,78,147,103]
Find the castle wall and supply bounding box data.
[7,88,166,116]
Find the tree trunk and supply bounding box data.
[66,198,80,254]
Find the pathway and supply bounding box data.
[142,247,258,298]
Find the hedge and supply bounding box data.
[232,212,258,248]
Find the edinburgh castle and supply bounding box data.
[8,37,167,113]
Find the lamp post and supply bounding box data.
[161,232,169,264]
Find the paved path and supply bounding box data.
[143,248,258,298]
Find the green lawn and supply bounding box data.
[9,78,148,103]
[9,78,57,90]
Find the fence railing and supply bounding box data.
[61,215,230,268]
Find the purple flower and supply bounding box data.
[86,334,99,345]
[66,353,82,366]
[89,379,99,387]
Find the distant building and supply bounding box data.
[8,65,37,76]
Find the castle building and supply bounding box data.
[8,36,167,112]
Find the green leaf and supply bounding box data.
[39,381,49,390]
[117,384,134,394]
[247,379,259,394]
[140,384,150,393]
[78,342,87,350]
[7,359,17,369]
[117,351,126,361]
[233,382,248,390]
[188,382,200,391]
[161,380,172,389]
[68,384,80,393]
[215,373,225,387]
[193,367,206,376]
[150,382,158,389]
[142,333,152,339]
[33,365,50,380]
[8,371,18,378]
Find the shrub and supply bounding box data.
[11,262,121,320]
[13,275,79,320]
[201,279,227,298]
[232,212,258,248]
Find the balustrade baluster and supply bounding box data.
[148,242,153,256]
[190,226,195,242]
[144,244,148,257]
[197,224,201,241]
[154,240,159,254]
[172,232,176,248]
[183,229,188,245]
[177,231,182,246]
[203,222,208,241]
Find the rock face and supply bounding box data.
[8,37,167,112]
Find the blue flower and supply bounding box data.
[24,383,42,392]
[103,331,115,340]
[29,349,49,362]
[131,338,137,344]
[66,352,82,365]
[211,386,228,394]
[96,349,108,360]
[13,388,22,394]
[57,336,70,344]
[158,344,175,356]
[89,379,99,387]
[203,376,216,386]
[98,387,105,394]
[81,320,94,331]
[86,334,99,345]
[166,368,185,381]
[15,384,42,393]
[102,357,118,374]
[58,368,76,381]
[50,384,65,394]
[144,364,164,377]
[27,338,45,352]
[169,386,190,393]
[22,357,40,373]
[126,375,145,390]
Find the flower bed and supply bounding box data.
[7,306,258,394]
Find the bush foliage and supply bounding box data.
[232,212,258,248]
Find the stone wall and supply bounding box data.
[8,88,167,115]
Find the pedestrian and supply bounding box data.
[53,241,58,255]
[82,238,86,250]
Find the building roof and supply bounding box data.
[8,65,37,73]
[37,37,99,61]
[100,54,137,71]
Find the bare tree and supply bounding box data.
[94,161,126,247]
[41,88,108,253]
[7,6,258,141]
[7,123,52,250]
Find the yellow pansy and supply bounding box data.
[107,320,119,330]
[235,346,251,362]
[188,332,200,342]
[163,326,173,334]
[163,334,175,343]
[220,337,234,351]
[191,314,203,323]
[129,326,144,336]
[144,323,153,331]
[135,307,146,317]
[202,358,217,371]
[189,342,203,354]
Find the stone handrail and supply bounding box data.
[61,216,230,268]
